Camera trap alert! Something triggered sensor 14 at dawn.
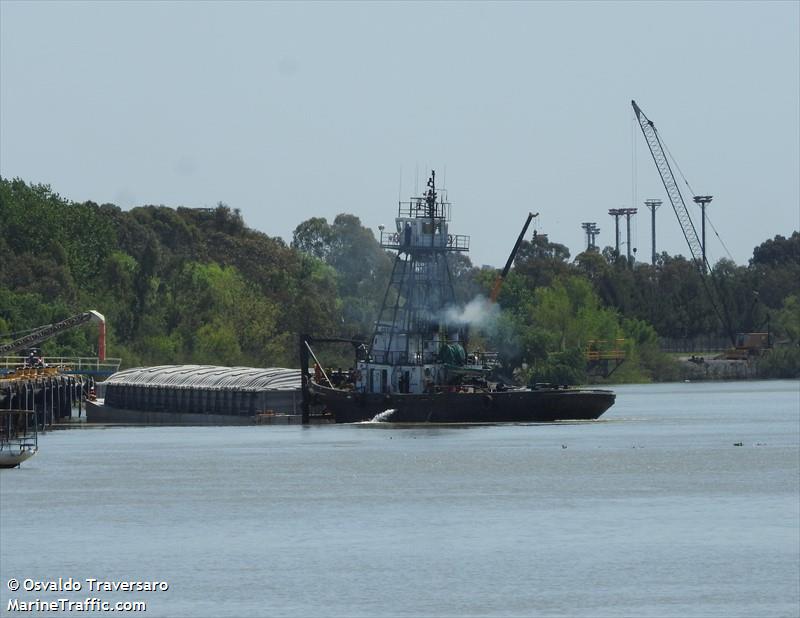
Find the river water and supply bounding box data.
[1,380,798,617]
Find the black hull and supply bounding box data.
[310,383,615,424]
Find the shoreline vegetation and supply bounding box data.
[1,177,798,383]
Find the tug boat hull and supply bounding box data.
[310,382,615,424]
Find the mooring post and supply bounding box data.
[299,334,310,424]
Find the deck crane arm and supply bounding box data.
[631,100,736,347]
[490,212,538,303]
[0,310,106,359]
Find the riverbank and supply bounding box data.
[596,347,800,384]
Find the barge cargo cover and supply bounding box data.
[87,365,302,425]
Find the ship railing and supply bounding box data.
[397,199,451,220]
[371,350,444,365]
[584,340,626,361]
[473,352,500,368]
[380,231,470,252]
[0,408,37,451]
[0,356,122,377]
[370,351,416,365]
[369,348,498,368]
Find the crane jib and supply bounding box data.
[631,100,737,347]
[631,100,704,270]
[0,311,105,356]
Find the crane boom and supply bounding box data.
[490,212,538,303]
[632,100,736,346]
[631,100,705,271]
[0,310,106,358]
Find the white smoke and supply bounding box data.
[443,295,500,328]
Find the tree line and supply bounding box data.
[1,177,797,381]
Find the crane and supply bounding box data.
[0,310,106,360]
[489,212,538,303]
[631,100,706,271]
[631,100,737,347]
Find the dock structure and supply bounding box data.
[1,355,120,379]
[0,367,93,430]
[585,339,627,378]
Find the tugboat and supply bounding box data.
[302,171,615,423]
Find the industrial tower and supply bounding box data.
[607,208,637,264]
[581,222,600,252]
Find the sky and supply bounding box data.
[1,1,798,269]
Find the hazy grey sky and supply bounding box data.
[1,1,798,268]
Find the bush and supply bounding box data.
[757,346,800,379]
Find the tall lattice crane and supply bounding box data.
[631,100,736,346]
[631,100,706,271]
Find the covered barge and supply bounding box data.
[87,365,307,425]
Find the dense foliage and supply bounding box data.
[1,177,798,381]
[0,178,340,367]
